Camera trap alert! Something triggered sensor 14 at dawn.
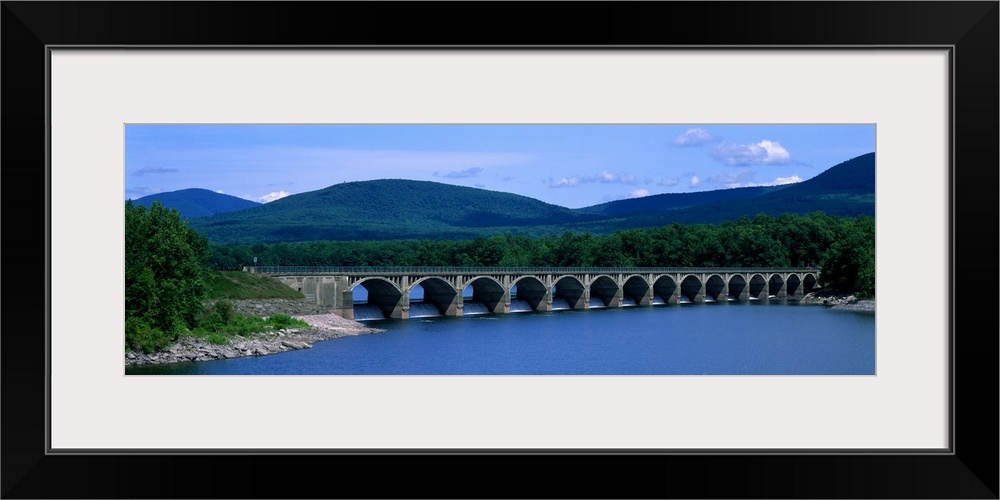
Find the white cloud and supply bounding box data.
[258,191,290,203]
[628,188,651,198]
[548,171,639,188]
[772,175,803,185]
[674,128,714,147]
[215,190,225,194]
[689,175,700,187]
[549,176,581,188]
[710,140,792,166]
[706,170,756,188]
[133,166,178,176]
[658,178,680,187]
[598,171,638,184]
[434,167,484,179]
[706,170,804,188]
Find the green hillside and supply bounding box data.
[188,179,602,243]
[179,153,875,244]
[130,188,260,219]
[203,271,304,300]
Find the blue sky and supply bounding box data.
[125,124,875,209]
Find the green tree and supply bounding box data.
[125,200,209,352]
[820,215,875,298]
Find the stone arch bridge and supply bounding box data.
[257,267,820,320]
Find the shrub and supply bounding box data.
[267,313,294,329]
[125,317,172,354]
[198,299,236,330]
[205,333,229,345]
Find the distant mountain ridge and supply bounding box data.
[129,188,260,219]
[162,152,875,243]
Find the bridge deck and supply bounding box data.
[256,266,819,276]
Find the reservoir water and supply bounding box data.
[127,301,875,375]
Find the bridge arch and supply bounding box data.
[679,275,703,303]
[463,275,507,314]
[410,276,459,317]
[748,273,768,301]
[351,277,404,320]
[622,275,651,306]
[728,274,748,301]
[785,273,803,298]
[704,274,726,302]
[652,275,678,304]
[802,273,817,293]
[588,274,620,308]
[511,276,548,312]
[768,273,786,298]
[552,275,586,310]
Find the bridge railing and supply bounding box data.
[255,266,820,275]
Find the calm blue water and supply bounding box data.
[126,302,875,375]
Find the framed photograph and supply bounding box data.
[3,2,996,498]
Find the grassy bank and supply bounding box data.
[188,300,311,345]
[204,270,304,300]
[128,298,312,353]
[127,271,307,353]
[195,272,308,348]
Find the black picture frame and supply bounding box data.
[3,2,997,498]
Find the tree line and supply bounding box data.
[206,211,875,298]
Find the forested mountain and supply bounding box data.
[173,153,875,244]
[571,152,875,228]
[129,188,260,219]
[185,179,605,243]
[576,184,789,216]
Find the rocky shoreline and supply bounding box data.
[799,291,876,312]
[125,299,384,366]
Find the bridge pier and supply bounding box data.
[637,285,653,306]
[576,289,590,309]
[609,287,623,308]
[537,291,553,312]
[333,276,354,319]
[390,296,409,320]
